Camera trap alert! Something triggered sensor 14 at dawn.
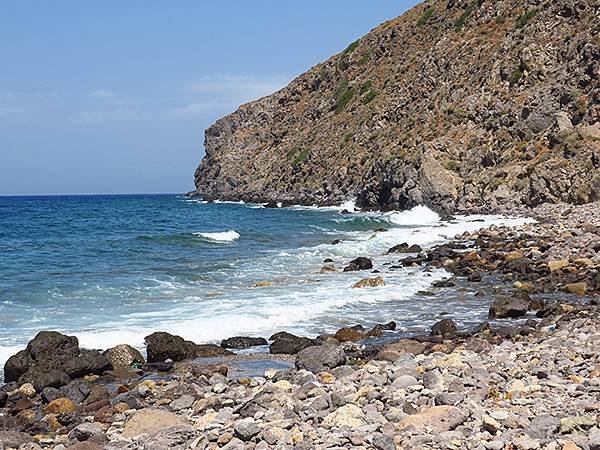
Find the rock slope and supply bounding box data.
[192,0,599,213]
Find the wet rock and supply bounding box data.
[431,319,457,337]
[195,344,233,357]
[371,321,397,332]
[295,345,346,373]
[387,243,423,254]
[333,327,367,342]
[269,332,321,354]
[489,295,530,319]
[103,344,145,370]
[221,336,268,349]
[343,257,373,272]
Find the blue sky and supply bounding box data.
[0,1,417,195]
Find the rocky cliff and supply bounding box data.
[192,0,599,213]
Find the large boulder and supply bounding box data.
[343,257,373,272]
[144,332,199,363]
[18,366,71,393]
[144,332,231,363]
[104,344,145,370]
[4,350,34,382]
[489,296,530,319]
[62,350,111,379]
[387,243,423,254]
[269,332,321,355]
[295,345,346,373]
[3,331,111,384]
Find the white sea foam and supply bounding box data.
[194,230,240,242]
[0,202,535,372]
[385,205,440,226]
[289,197,358,212]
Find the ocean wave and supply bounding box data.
[194,230,240,242]
[385,205,440,226]
[289,197,358,212]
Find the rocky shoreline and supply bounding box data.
[1,201,598,450]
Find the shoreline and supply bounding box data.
[0,201,598,449]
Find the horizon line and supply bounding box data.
[0,191,190,198]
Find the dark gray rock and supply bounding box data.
[4,350,34,383]
[489,295,530,318]
[431,319,457,337]
[343,257,373,272]
[62,349,111,379]
[143,426,201,450]
[144,332,199,363]
[18,366,70,393]
[270,332,321,355]
[234,418,261,441]
[221,336,268,349]
[295,345,346,373]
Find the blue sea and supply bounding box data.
[0,194,528,366]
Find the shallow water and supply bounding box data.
[0,194,530,367]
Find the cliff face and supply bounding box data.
[192,0,599,213]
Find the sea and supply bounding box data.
[0,194,530,368]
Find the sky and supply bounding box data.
[0,1,418,195]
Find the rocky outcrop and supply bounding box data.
[192,0,599,213]
[3,331,110,390]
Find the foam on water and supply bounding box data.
[0,195,534,371]
[194,230,240,242]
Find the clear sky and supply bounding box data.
[0,1,418,195]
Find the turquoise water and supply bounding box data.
[0,194,528,364]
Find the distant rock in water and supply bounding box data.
[343,257,373,272]
[190,0,599,213]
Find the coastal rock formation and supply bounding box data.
[192,0,599,213]
[3,331,110,390]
